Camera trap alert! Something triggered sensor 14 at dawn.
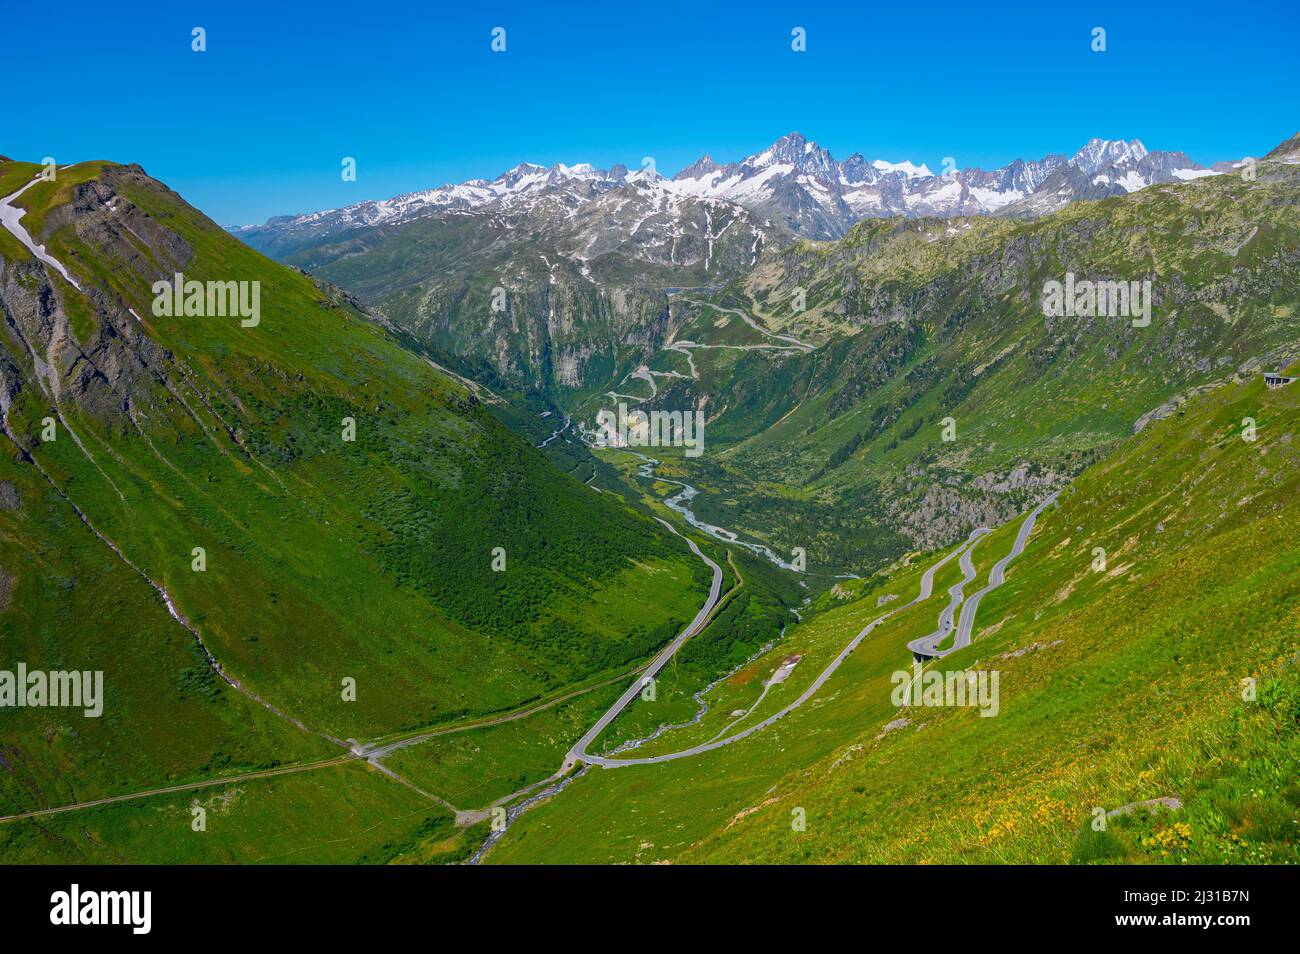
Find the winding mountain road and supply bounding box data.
[678,297,814,352]
[569,491,1060,767]
[906,529,990,659]
[569,524,984,767]
[919,489,1062,659]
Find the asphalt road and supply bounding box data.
[562,518,723,771]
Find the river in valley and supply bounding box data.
[630,453,798,571]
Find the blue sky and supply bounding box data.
[10,0,1298,224]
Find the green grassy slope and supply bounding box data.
[0,759,484,864]
[486,368,1300,864]
[0,157,707,833]
[0,431,333,811]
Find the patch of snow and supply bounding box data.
[1116,170,1148,192]
[872,159,933,178]
[0,178,82,290]
[969,186,1022,210]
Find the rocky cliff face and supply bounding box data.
[398,275,677,395]
[1,167,180,440]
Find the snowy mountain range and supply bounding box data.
[663,132,1231,234]
[232,133,1234,248]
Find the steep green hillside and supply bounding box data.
[0,758,486,865]
[486,366,1300,864]
[0,158,708,832]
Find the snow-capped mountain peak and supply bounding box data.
[674,156,722,181]
[553,162,598,178]
[1071,138,1150,175]
[871,159,933,179]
